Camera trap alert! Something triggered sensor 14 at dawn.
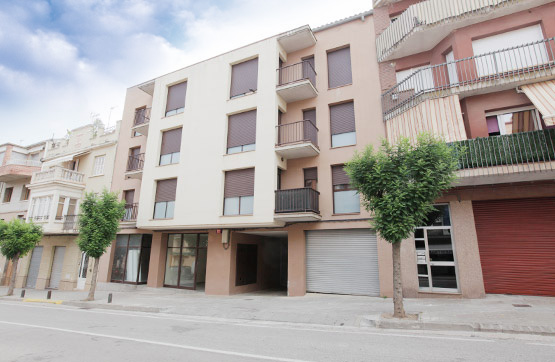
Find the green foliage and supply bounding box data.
[345,133,458,244]
[77,190,125,258]
[0,219,43,259]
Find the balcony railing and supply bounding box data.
[376,0,521,61]
[127,153,145,172]
[134,108,151,126]
[122,203,138,221]
[62,214,79,231]
[382,38,555,120]
[276,120,318,147]
[30,215,50,222]
[31,166,85,185]
[275,187,320,214]
[453,129,555,174]
[5,159,42,167]
[277,61,316,88]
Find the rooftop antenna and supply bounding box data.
[107,105,118,126]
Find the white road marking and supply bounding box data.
[0,320,313,362]
[0,301,495,343]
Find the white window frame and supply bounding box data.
[92,155,105,176]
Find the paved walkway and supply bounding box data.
[1,286,554,335]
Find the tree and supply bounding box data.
[345,134,459,318]
[77,190,125,301]
[0,219,43,296]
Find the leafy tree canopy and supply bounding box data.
[0,219,43,259]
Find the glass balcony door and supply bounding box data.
[164,234,208,290]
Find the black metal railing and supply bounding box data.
[126,153,145,172]
[277,61,316,88]
[452,129,555,172]
[62,215,79,231]
[275,187,320,214]
[122,203,139,221]
[134,108,151,126]
[382,38,555,119]
[276,120,319,147]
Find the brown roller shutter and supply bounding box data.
[327,47,352,88]
[124,190,135,204]
[161,128,182,155]
[303,109,316,126]
[330,102,355,135]
[155,179,177,202]
[166,81,187,112]
[331,165,350,186]
[227,110,257,148]
[304,56,315,70]
[473,197,555,297]
[304,167,317,182]
[230,58,258,97]
[224,168,254,198]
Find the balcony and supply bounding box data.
[274,187,321,222]
[276,61,317,103]
[122,203,138,222]
[30,166,85,188]
[453,129,555,186]
[131,107,151,136]
[125,153,145,179]
[277,25,316,54]
[376,0,551,62]
[275,121,319,159]
[0,159,42,182]
[62,215,79,232]
[382,38,555,120]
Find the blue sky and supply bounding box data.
[0,0,371,145]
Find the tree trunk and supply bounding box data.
[7,254,20,296]
[392,242,406,318]
[1,258,10,286]
[85,258,99,301]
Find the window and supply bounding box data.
[56,197,66,220]
[445,50,458,85]
[330,102,356,147]
[224,168,254,215]
[165,81,187,117]
[396,66,434,93]
[92,155,105,176]
[127,147,142,171]
[227,110,256,154]
[230,58,258,98]
[0,152,4,165]
[332,165,359,214]
[111,234,152,284]
[67,198,78,215]
[304,167,317,189]
[134,107,149,125]
[29,195,53,221]
[123,190,136,221]
[3,187,13,203]
[20,185,30,201]
[154,179,177,219]
[327,47,352,88]
[164,233,208,289]
[486,108,541,136]
[415,205,458,292]
[160,128,182,165]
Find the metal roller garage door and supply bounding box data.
[48,246,66,289]
[26,246,43,288]
[306,229,380,296]
[473,198,555,296]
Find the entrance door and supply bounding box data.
[26,246,43,288]
[164,233,208,290]
[48,246,66,289]
[76,252,89,290]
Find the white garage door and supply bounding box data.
[306,229,380,296]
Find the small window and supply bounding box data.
[230,58,259,98]
[330,102,356,148]
[332,165,359,214]
[486,108,540,137]
[3,187,13,203]
[165,82,187,117]
[304,167,318,189]
[56,197,66,220]
[92,155,105,176]
[160,128,182,165]
[327,47,352,88]
[227,110,256,154]
[224,169,255,215]
[154,179,177,219]
[20,185,31,201]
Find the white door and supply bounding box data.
[445,50,459,85]
[48,246,66,289]
[77,252,89,290]
[306,229,380,296]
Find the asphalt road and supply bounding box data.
[0,301,554,362]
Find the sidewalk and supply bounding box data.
[1,286,554,336]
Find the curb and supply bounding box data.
[63,301,164,314]
[360,315,555,336]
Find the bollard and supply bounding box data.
[108,293,112,304]
[47,290,52,300]
[20,290,25,298]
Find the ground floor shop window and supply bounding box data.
[164,233,207,290]
[111,234,152,284]
[414,204,458,292]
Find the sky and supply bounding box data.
[0,0,372,145]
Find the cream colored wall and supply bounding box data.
[76,142,118,193]
[138,36,284,229]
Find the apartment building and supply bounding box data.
[96,11,399,297]
[0,141,46,285]
[12,121,120,291]
[373,0,555,297]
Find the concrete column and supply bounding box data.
[147,232,166,288]
[287,227,306,297]
[205,231,232,295]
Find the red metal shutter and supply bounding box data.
[327,47,352,88]
[155,179,177,202]
[166,81,187,112]
[330,102,355,135]
[230,58,259,97]
[227,110,257,148]
[304,167,317,182]
[161,128,182,155]
[473,197,555,296]
[224,168,255,198]
[331,165,350,185]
